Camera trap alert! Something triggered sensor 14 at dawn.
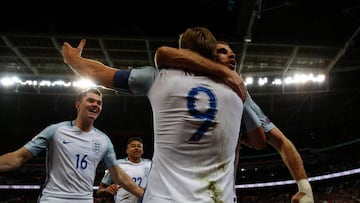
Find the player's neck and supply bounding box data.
[128,157,141,163]
[74,118,93,132]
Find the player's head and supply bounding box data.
[216,41,237,71]
[126,137,144,162]
[178,27,217,61]
[75,87,103,121]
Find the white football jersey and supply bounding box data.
[24,120,117,202]
[101,158,152,203]
[143,69,243,203]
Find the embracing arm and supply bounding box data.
[62,39,117,88]
[108,165,144,198]
[0,147,33,172]
[155,46,247,102]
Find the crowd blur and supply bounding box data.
[1,175,359,203]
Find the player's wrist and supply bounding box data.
[296,179,312,193]
[296,179,314,202]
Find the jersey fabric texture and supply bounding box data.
[114,66,275,133]
[127,66,158,95]
[242,91,275,132]
[24,120,117,202]
[101,158,152,203]
[142,68,243,203]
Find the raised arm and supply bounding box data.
[63,40,247,101]
[155,46,247,102]
[266,128,314,203]
[62,39,117,88]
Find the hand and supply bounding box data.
[61,39,86,77]
[291,191,314,203]
[62,39,86,64]
[223,72,247,102]
[292,179,314,203]
[106,184,120,195]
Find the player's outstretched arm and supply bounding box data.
[0,147,33,172]
[266,128,314,203]
[62,39,118,88]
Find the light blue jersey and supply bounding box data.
[24,120,117,202]
[242,91,275,132]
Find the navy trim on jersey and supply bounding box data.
[113,69,131,89]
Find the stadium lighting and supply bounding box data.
[258,77,268,86]
[284,73,325,84]
[0,76,96,89]
[72,79,97,88]
[244,77,253,85]
[0,72,326,93]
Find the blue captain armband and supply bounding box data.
[113,69,131,89]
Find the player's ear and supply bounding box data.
[75,101,80,110]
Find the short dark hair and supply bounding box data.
[127,137,144,145]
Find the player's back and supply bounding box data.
[144,68,243,203]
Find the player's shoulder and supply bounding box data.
[131,66,158,76]
[92,127,109,137]
[53,120,71,126]
[45,120,72,131]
